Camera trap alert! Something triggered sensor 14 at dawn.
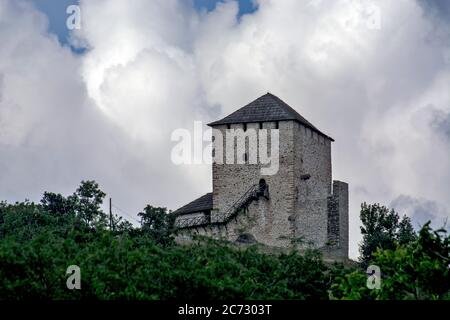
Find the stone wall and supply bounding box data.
[211,121,296,247]
[325,181,349,259]
[175,180,349,260]
[293,122,332,249]
[174,197,270,244]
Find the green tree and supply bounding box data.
[359,202,416,266]
[41,192,75,216]
[0,201,57,241]
[69,180,107,228]
[397,215,417,245]
[138,205,175,246]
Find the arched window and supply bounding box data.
[258,178,267,190]
[258,179,269,198]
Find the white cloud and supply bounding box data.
[1,0,449,259]
[0,0,210,223]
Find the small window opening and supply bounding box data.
[259,122,263,129]
[275,121,279,129]
[258,178,268,196]
[243,123,247,132]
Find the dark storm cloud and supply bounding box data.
[418,0,450,20]
[430,109,450,142]
[391,195,449,230]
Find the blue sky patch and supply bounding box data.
[31,0,257,53]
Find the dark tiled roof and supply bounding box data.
[173,192,213,216]
[208,93,333,141]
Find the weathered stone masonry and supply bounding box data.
[326,181,349,258]
[173,93,349,259]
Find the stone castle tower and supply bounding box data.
[174,93,348,259]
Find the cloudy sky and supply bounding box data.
[1,0,449,258]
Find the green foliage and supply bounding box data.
[0,222,334,299]
[372,223,449,299]
[138,205,175,246]
[1,188,448,300]
[359,202,416,266]
[41,192,74,216]
[70,180,107,228]
[329,270,372,300]
[397,215,417,245]
[331,222,450,300]
[0,201,67,242]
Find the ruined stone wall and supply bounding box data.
[325,181,349,259]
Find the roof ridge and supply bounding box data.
[267,93,319,130]
[207,93,333,141]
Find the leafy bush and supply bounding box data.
[0,223,342,299]
[331,222,450,300]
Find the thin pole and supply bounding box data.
[109,197,113,230]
